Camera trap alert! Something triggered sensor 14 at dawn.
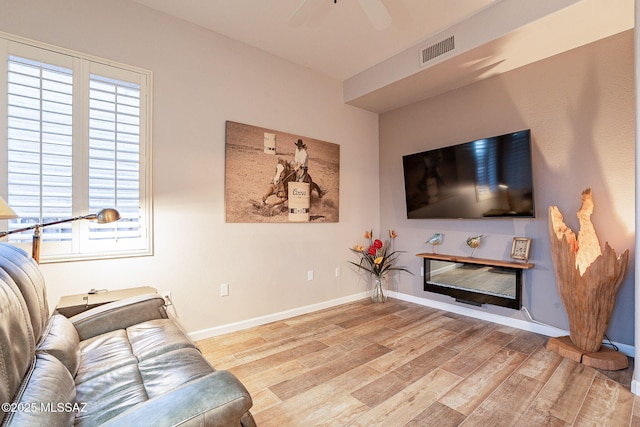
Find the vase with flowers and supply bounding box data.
[349,229,413,303]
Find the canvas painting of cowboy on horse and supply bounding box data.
[225,121,340,223]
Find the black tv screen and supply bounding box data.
[402,129,534,219]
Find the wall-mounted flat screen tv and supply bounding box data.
[402,129,534,219]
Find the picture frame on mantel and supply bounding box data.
[224,121,340,223]
[510,237,532,261]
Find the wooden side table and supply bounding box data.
[56,286,157,318]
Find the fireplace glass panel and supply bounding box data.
[427,260,517,300]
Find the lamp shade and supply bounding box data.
[83,208,121,223]
[0,197,18,220]
[95,208,121,224]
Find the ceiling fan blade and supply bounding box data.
[358,0,392,30]
[288,0,324,28]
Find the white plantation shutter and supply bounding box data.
[1,36,152,261]
[88,74,142,241]
[7,55,74,242]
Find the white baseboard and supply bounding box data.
[388,291,635,357]
[188,292,368,341]
[188,290,634,358]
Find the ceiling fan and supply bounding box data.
[289,0,392,31]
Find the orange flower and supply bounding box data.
[389,229,397,239]
[364,230,372,239]
[353,245,365,252]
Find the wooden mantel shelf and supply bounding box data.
[416,253,534,270]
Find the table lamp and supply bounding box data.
[0,199,120,263]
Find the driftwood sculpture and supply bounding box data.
[547,189,629,369]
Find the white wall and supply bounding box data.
[0,0,380,333]
[380,30,635,346]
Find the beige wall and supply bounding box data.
[380,30,635,345]
[0,0,380,333]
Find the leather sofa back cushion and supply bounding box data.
[0,244,48,341]
[36,313,80,376]
[0,270,34,409]
[2,353,76,427]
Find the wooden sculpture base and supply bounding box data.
[547,336,628,370]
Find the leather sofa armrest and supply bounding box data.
[70,294,168,340]
[100,370,254,427]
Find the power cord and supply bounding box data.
[523,306,621,352]
[163,294,178,318]
[603,334,619,351]
[521,305,549,326]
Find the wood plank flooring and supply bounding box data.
[196,298,639,426]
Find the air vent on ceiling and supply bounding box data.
[420,35,455,66]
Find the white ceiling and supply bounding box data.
[129,0,634,113]
[129,0,502,80]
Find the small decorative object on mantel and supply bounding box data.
[465,234,483,257]
[510,237,531,262]
[425,232,443,253]
[349,229,413,303]
[546,188,629,370]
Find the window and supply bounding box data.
[0,34,152,262]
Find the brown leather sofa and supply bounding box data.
[0,243,255,426]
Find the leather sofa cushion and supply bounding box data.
[73,320,208,424]
[127,318,197,360]
[138,347,215,399]
[74,348,216,426]
[36,313,80,376]
[75,329,138,383]
[74,362,148,426]
[75,318,198,383]
[100,370,253,427]
[2,353,76,427]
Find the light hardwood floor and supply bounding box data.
[197,298,640,426]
